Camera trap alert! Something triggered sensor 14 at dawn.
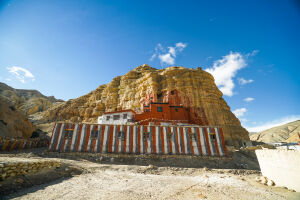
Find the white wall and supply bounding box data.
[98,111,134,125]
[255,149,300,192]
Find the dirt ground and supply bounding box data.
[1,154,299,200]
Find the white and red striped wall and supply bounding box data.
[48,123,228,157]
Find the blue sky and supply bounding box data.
[0,0,299,132]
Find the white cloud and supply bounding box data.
[158,54,175,65]
[245,115,300,132]
[246,50,259,57]
[244,97,255,102]
[150,42,187,65]
[233,108,247,117]
[238,78,254,85]
[6,66,35,83]
[205,52,246,96]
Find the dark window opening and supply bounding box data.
[123,114,127,119]
[175,108,178,112]
[91,129,98,138]
[64,130,73,138]
[106,116,110,120]
[157,106,163,112]
[170,91,175,95]
[211,134,216,140]
[113,115,120,120]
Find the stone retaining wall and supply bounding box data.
[0,160,61,181]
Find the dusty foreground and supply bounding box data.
[2,156,299,200]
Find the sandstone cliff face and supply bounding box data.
[0,82,63,116]
[41,65,249,146]
[0,97,35,138]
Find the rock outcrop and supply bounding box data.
[250,120,300,143]
[0,97,35,138]
[0,82,63,116]
[41,65,249,146]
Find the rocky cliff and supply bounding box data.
[0,97,35,138]
[0,82,63,116]
[41,65,249,146]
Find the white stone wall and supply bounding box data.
[255,149,300,192]
[98,111,134,125]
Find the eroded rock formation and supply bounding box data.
[41,65,249,146]
[0,82,63,116]
[0,97,35,138]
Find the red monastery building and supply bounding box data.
[98,90,209,126]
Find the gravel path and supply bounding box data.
[4,160,299,200]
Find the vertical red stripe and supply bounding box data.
[99,125,106,153]
[108,125,114,153]
[204,128,211,156]
[83,125,91,152]
[212,128,220,156]
[219,128,228,156]
[53,123,62,151]
[130,126,134,153]
[92,125,98,152]
[137,126,141,154]
[75,124,83,151]
[180,127,185,154]
[168,127,172,154]
[123,125,128,152]
[152,126,156,153]
[188,128,194,155]
[196,128,203,155]
[116,125,121,153]
[67,124,75,152]
[49,123,57,150]
[18,141,24,150]
[160,127,165,154]
[61,124,69,151]
[10,141,18,151]
[175,128,180,154]
[145,126,148,153]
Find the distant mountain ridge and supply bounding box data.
[250,120,300,143]
[0,82,64,116]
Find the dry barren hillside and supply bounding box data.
[250,120,300,143]
[0,82,63,116]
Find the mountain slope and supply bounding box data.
[41,64,249,146]
[250,120,300,143]
[0,82,63,116]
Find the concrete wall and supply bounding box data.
[49,123,228,157]
[255,149,300,192]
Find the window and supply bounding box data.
[123,114,127,119]
[157,106,163,112]
[175,108,178,112]
[64,130,73,138]
[113,115,120,120]
[170,91,175,95]
[211,134,216,140]
[91,129,98,138]
[106,116,110,120]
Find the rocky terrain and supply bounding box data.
[250,120,300,143]
[0,82,63,116]
[0,151,298,200]
[39,64,249,146]
[0,97,35,138]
